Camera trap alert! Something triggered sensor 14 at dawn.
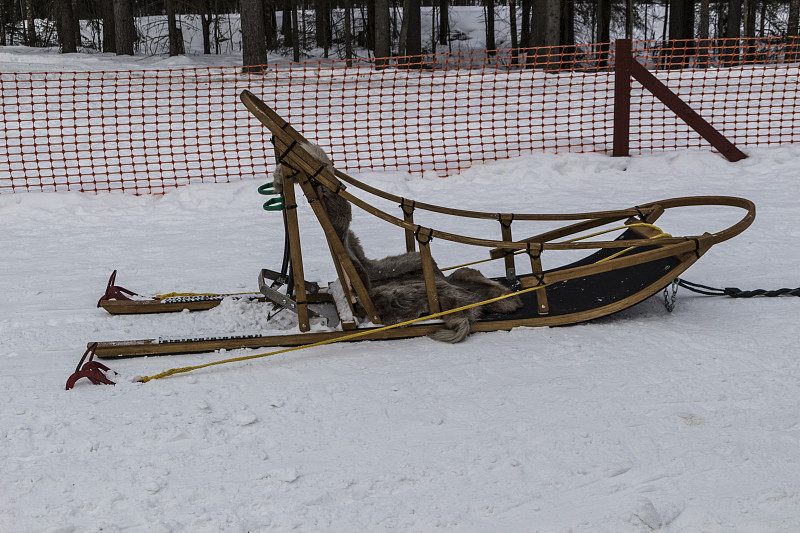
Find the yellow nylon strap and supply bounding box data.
[138,223,672,383]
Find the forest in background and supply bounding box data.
[0,0,798,65]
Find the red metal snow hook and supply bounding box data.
[97,270,138,307]
[65,343,116,390]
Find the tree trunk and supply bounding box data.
[668,0,694,68]
[541,0,560,68]
[241,0,268,70]
[597,0,611,67]
[560,0,574,67]
[743,0,756,60]
[343,0,352,63]
[264,0,277,50]
[374,0,390,63]
[366,0,375,49]
[625,0,633,39]
[403,0,421,57]
[439,0,448,44]
[788,0,799,62]
[724,0,742,65]
[200,0,211,54]
[102,0,115,52]
[24,0,36,46]
[698,0,709,67]
[291,0,299,61]
[281,0,292,45]
[509,0,517,64]
[0,2,6,46]
[520,0,531,48]
[165,0,184,56]
[485,0,495,54]
[113,0,135,55]
[59,0,78,53]
[789,0,800,36]
[314,0,327,48]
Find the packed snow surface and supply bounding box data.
[2,144,800,532]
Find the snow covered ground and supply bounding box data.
[2,144,800,532]
[2,38,800,532]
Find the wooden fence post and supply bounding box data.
[613,38,632,157]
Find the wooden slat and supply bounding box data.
[278,164,311,332]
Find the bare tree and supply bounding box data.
[241,0,268,70]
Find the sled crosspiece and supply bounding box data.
[85,91,754,361]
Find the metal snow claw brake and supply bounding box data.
[97,269,138,307]
[65,343,115,390]
[257,268,319,312]
[258,269,338,328]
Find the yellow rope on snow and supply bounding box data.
[138,223,672,383]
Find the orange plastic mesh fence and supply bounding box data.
[1,37,798,194]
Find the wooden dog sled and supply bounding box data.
[88,91,755,359]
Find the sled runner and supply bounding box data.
[86,91,755,360]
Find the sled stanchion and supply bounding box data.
[400,198,416,252]
[279,165,311,331]
[415,227,441,314]
[66,343,115,390]
[498,214,516,280]
[526,243,549,315]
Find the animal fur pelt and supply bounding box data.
[274,141,523,343]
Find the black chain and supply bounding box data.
[676,278,800,298]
